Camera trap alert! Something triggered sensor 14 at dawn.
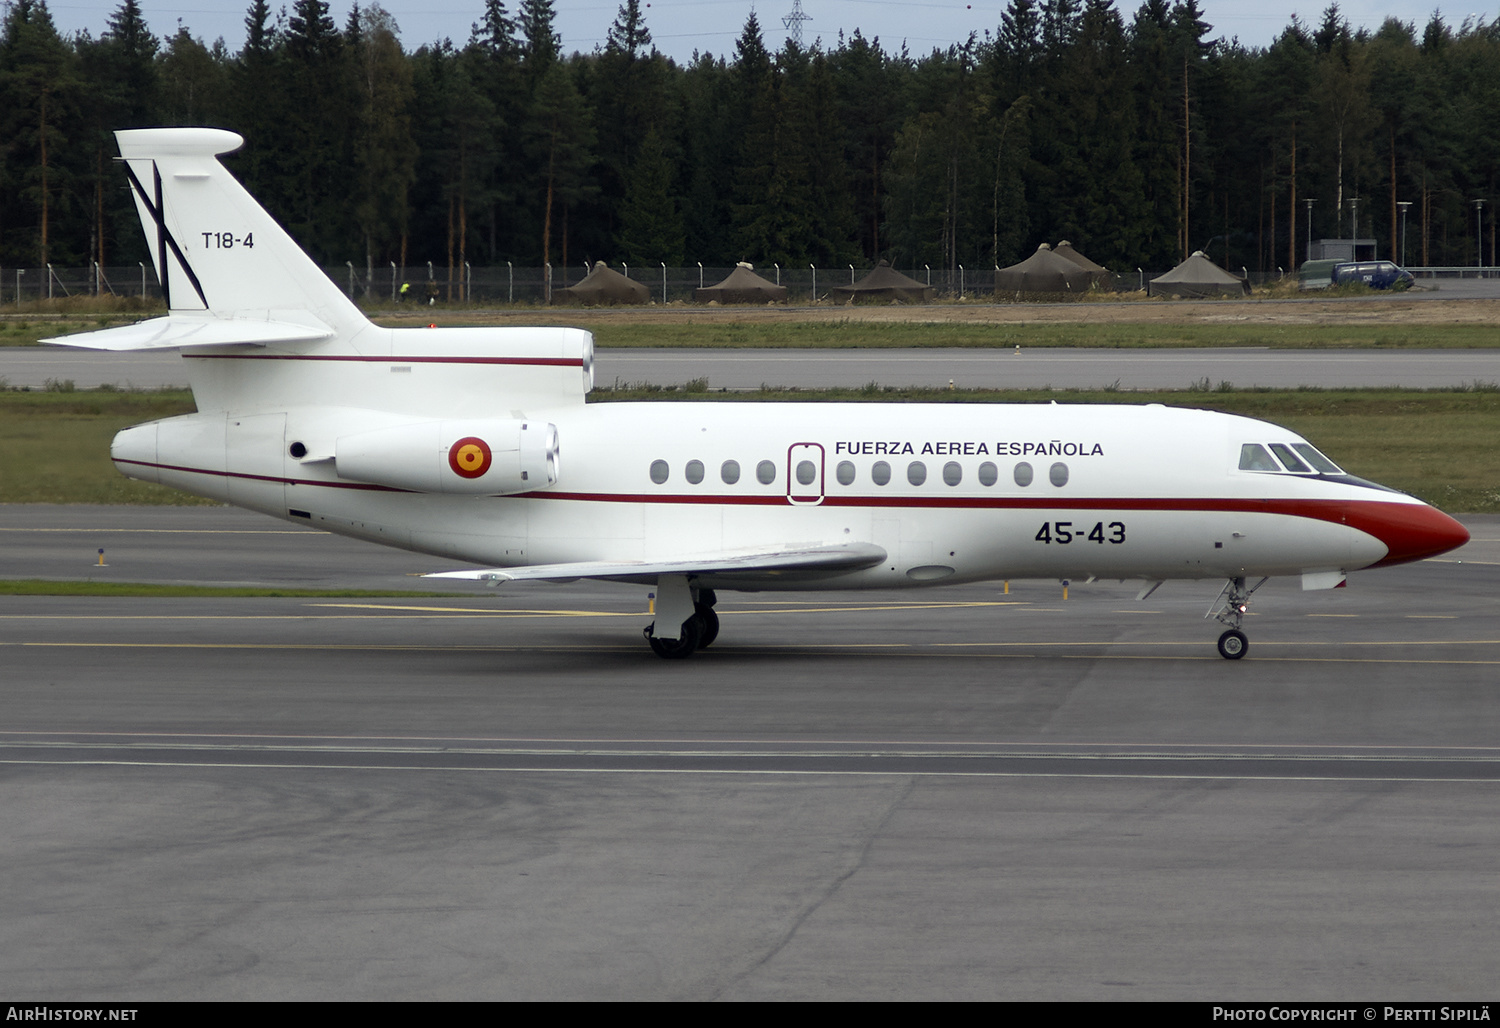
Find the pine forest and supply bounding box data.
[3,0,1499,288]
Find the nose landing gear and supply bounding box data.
[1207,575,1266,660]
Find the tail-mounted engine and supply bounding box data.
[334,419,559,494]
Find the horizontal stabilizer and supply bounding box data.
[425,542,888,584]
[42,316,334,351]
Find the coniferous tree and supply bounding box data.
[525,60,596,268]
[280,0,356,261]
[616,124,684,264]
[349,4,416,286]
[0,0,85,266]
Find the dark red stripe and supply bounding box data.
[513,489,1404,528]
[113,458,411,493]
[115,460,1469,566]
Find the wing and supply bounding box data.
[425,542,888,586]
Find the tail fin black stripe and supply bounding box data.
[121,160,209,311]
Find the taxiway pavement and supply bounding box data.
[6,344,1500,392]
[2,506,1498,998]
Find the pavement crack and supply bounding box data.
[713,776,916,999]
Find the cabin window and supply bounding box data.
[1292,443,1343,474]
[1014,462,1034,487]
[1238,444,1279,472]
[943,461,962,486]
[756,460,776,485]
[650,460,669,484]
[1270,443,1312,473]
[1049,462,1069,487]
[908,461,927,486]
[796,460,817,486]
[685,460,705,484]
[721,460,740,484]
[978,462,998,486]
[871,461,891,486]
[836,461,856,485]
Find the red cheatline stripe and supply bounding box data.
[181,354,582,367]
[113,459,411,493]
[517,489,1413,528]
[111,459,1423,532]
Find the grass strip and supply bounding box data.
[577,320,1500,350]
[11,307,1500,351]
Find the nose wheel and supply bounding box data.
[1207,576,1266,660]
[1217,629,1248,660]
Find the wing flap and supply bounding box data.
[42,315,333,351]
[425,542,888,584]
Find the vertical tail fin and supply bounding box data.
[115,128,368,340]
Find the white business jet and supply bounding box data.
[49,129,1469,659]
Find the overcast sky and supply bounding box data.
[33,1,1500,59]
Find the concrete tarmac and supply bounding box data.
[3,505,1499,999]
[7,344,1500,392]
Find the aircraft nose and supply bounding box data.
[1362,502,1470,568]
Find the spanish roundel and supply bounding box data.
[448,436,492,479]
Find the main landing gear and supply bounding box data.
[644,576,717,659]
[1206,575,1267,660]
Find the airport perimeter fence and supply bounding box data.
[13,260,1494,307]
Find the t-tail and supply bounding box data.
[43,127,593,418]
[53,128,369,350]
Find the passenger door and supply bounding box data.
[786,443,824,505]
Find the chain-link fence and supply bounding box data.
[19,260,1447,307]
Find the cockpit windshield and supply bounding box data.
[1238,444,1279,471]
[1238,440,1344,475]
[1291,443,1343,474]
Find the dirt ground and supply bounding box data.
[378,295,1500,329]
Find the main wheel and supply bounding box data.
[1217,629,1249,660]
[694,604,720,648]
[646,617,703,659]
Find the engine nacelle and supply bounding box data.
[335,419,559,494]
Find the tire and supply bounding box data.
[694,604,720,648]
[646,616,703,659]
[1217,629,1249,660]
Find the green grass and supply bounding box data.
[17,303,1500,350]
[4,384,1497,513]
[0,388,204,503]
[575,320,1500,350]
[0,300,164,346]
[0,580,467,598]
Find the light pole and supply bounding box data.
[1348,196,1360,259]
[1397,201,1411,267]
[1474,199,1486,268]
[1303,199,1317,264]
